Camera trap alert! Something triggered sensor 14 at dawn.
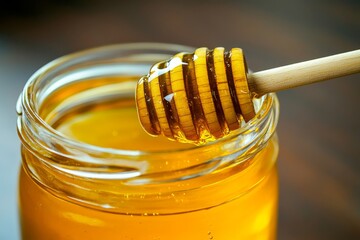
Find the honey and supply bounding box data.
[17,44,280,240]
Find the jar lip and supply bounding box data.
[18,42,278,157]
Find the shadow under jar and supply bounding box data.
[17,43,280,240]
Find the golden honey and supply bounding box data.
[17,44,280,240]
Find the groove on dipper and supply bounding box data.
[224,50,242,118]
[158,61,177,137]
[206,49,226,133]
[143,75,160,134]
[182,53,205,136]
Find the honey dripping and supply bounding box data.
[136,47,255,144]
[136,47,360,144]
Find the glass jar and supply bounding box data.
[17,43,280,240]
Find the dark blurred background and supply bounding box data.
[0,0,359,239]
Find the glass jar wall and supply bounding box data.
[17,43,279,240]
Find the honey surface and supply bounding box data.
[19,84,279,239]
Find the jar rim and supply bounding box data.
[17,42,279,156]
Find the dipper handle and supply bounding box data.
[248,49,360,96]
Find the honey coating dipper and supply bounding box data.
[136,48,360,144]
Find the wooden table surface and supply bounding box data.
[0,1,359,239]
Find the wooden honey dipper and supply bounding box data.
[136,47,360,144]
